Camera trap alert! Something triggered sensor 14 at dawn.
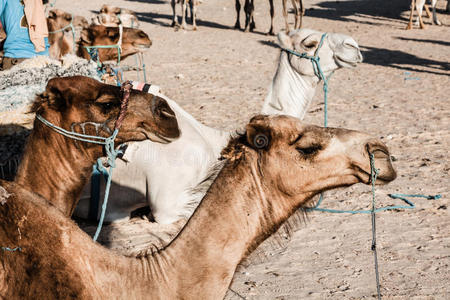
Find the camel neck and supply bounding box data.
[15,116,101,216]
[261,52,319,119]
[140,152,303,298]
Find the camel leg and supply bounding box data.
[244,0,254,32]
[250,0,256,31]
[431,0,441,25]
[291,0,299,30]
[447,0,450,12]
[191,0,197,30]
[299,0,304,28]
[171,0,179,27]
[424,4,431,18]
[234,0,241,29]
[282,0,290,33]
[181,0,187,29]
[268,0,275,35]
[416,2,426,29]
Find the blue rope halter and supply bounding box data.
[280,33,331,126]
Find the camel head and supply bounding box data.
[79,25,151,61]
[94,5,139,28]
[47,9,89,31]
[47,9,89,59]
[225,115,396,202]
[31,76,179,145]
[278,28,363,78]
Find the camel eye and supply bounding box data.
[303,41,318,49]
[138,32,147,38]
[296,145,321,156]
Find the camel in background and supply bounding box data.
[75,29,363,225]
[47,9,89,59]
[0,115,396,298]
[171,0,199,30]
[406,0,442,29]
[92,5,140,28]
[14,76,179,217]
[235,0,304,35]
[77,24,151,62]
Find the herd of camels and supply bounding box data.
[0,1,415,298]
[0,75,396,298]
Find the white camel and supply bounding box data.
[75,28,363,224]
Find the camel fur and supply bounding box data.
[0,115,396,298]
[14,76,179,217]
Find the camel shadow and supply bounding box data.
[125,0,166,5]
[395,37,450,47]
[306,0,410,26]
[135,11,232,31]
[258,40,279,49]
[361,45,450,76]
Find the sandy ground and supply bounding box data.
[4,0,450,298]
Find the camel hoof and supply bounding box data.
[405,24,412,30]
[434,20,442,26]
[267,30,275,36]
[171,21,179,27]
[192,26,197,31]
[234,23,241,30]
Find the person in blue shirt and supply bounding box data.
[0,0,49,70]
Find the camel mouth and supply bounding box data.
[139,123,178,144]
[334,54,361,68]
[135,44,152,51]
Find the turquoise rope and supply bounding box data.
[1,247,21,252]
[35,115,122,241]
[369,153,381,300]
[84,45,122,64]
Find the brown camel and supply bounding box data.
[47,9,89,59]
[77,25,152,62]
[235,0,304,35]
[93,5,140,28]
[0,115,396,298]
[14,76,179,217]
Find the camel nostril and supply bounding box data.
[160,108,175,118]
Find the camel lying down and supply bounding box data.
[0,115,396,298]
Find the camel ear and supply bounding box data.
[278,31,293,49]
[246,122,272,151]
[42,78,76,110]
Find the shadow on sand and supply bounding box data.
[306,0,411,26]
[361,45,450,76]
